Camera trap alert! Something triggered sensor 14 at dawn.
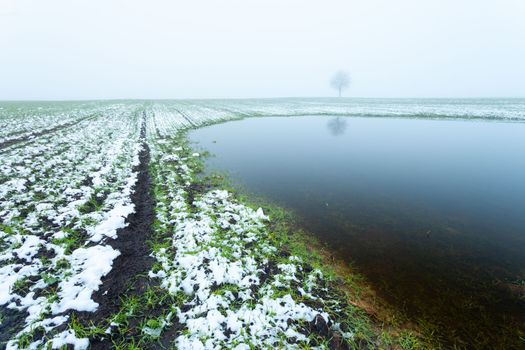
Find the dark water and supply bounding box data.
[189,116,525,348]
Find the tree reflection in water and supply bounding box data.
[327,117,347,136]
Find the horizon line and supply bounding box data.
[1,96,525,103]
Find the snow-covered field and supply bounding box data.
[2,98,523,349]
[0,101,355,349]
[151,98,525,121]
[1,103,144,349]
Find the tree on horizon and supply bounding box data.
[330,70,350,97]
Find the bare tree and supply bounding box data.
[330,70,350,97]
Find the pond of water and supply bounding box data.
[189,115,525,347]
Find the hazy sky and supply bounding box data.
[1,0,524,99]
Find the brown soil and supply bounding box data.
[0,308,26,349]
[77,114,156,348]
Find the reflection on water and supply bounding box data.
[189,116,525,348]
[327,117,347,136]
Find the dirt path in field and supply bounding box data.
[78,113,155,347]
[0,114,99,151]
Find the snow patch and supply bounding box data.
[52,245,120,313]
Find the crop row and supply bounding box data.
[1,104,144,349]
[0,102,131,148]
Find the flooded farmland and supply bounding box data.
[190,114,525,347]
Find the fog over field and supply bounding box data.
[1,0,525,100]
[2,2,525,349]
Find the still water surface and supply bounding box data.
[189,116,525,347]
